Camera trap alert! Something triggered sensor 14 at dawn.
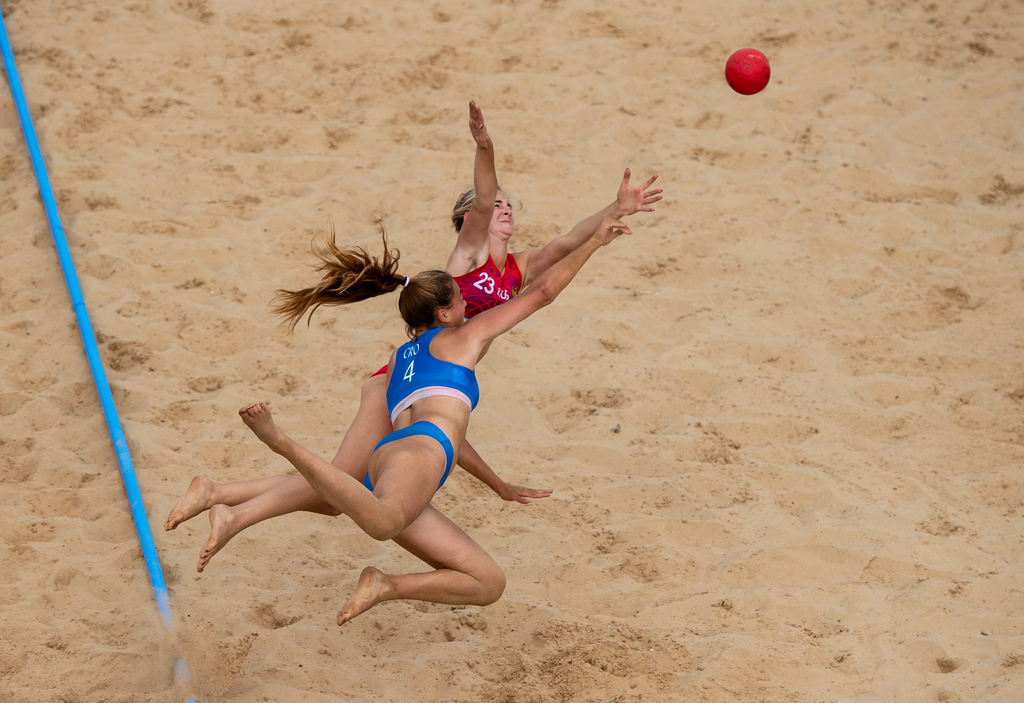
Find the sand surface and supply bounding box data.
[2,0,1023,701]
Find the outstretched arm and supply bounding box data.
[457,441,552,504]
[515,169,660,285]
[446,101,499,273]
[438,212,634,366]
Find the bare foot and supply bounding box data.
[337,567,394,626]
[239,401,288,452]
[165,475,215,531]
[196,504,241,573]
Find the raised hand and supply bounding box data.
[617,168,662,216]
[468,100,491,148]
[593,212,632,246]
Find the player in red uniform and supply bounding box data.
[454,253,522,315]
[165,102,660,573]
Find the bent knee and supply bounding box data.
[476,566,506,605]
[363,512,406,542]
[364,522,402,542]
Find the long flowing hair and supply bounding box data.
[273,221,403,331]
[273,222,457,339]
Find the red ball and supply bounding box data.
[725,48,771,95]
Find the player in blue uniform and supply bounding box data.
[165,102,660,574]
[237,210,633,625]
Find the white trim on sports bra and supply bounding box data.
[390,386,473,424]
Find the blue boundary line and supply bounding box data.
[0,6,197,701]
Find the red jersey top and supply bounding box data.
[371,254,523,378]
[454,254,523,318]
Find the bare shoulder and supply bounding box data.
[430,325,484,368]
[447,240,490,277]
[510,245,538,263]
[510,246,540,281]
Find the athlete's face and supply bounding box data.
[443,280,467,326]
[489,192,514,239]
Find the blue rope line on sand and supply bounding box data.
[1,6,196,701]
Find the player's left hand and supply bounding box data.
[617,168,662,215]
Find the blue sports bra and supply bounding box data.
[386,327,480,423]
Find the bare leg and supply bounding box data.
[172,376,392,524]
[337,505,506,625]
[170,375,521,573]
[171,375,394,571]
[168,474,340,570]
[239,400,445,541]
[164,473,303,530]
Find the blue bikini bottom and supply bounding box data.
[363,420,455,492]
